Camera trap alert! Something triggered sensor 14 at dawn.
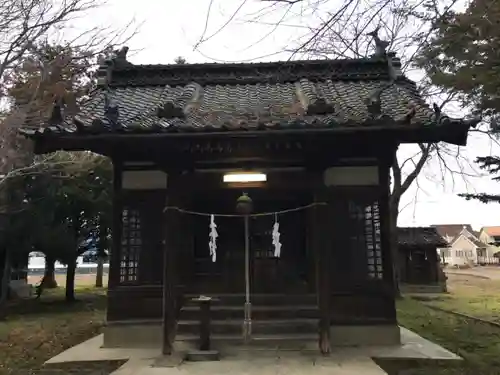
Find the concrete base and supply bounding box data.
[330,325,400,347]
[45,327,460,368]
[151,354,184,367]
[103,323,162,348]
[103,322,400,349]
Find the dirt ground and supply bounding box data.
[446,266,500,280]
[27,273,109,288]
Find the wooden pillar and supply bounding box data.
[314,189,331,355]
[108,161,123,289]
[378,157,395,292]
[162,172,181,355]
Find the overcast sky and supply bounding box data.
[73,0,500,230]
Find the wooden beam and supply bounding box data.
[31,127,440,157]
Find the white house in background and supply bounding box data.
[478,226,500,259]
[27,252,110,271]
[28,252,68,271]
[432,224,489,266]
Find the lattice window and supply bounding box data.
[364,202,383,279]
[348,201,383,279]
[120,208,141,283]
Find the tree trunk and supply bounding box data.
[65,258,77,302]
[95,256,104,288]
[0,249,11,319]
[42,256,58,288]
[389,203,402,298]
[66,213,81,302]
[96,215,107,288]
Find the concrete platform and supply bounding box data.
[126,353,389,375]
[45,326,460,375]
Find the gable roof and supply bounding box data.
[450,233,486,248]
[432,224,478,241]
[398,227,448,248]
[480,226,500,237]
[18,50,477,149]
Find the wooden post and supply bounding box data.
[162,206,175,355]
[191,296,218,351]
[108,161,123,289]
[162,174,180,355]
[314,191,331,355]
[378,157,395,292]
[200,300,211,351]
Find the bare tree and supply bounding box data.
[194,0,487,295]
[299,0,485,294]
[0,0,136,177]
[0,0,137,311]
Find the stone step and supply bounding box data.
[176,333,318,343]
[183,293,317,306]
[180,304,319,320]
[176,318,318,336]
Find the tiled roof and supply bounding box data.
[398,227,448,248]
[481,226,500,237]
[467,237,487,248]
[18,54,478,143]
[431,224,477,241]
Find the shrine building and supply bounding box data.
[19,43,476,355]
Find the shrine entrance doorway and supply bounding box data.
[189,189,312,294]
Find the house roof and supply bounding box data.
[398,227,448,248]
[481,226,500,237]
[18,48,477,147]
[450,233,487,248]
[431,224,478,240]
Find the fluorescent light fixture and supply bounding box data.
[223,172,267,183]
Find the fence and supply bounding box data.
[477,257,500,266]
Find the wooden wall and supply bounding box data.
[106,142,397,325]
[310,184,396,326]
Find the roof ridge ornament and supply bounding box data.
[157,101,185,119]
[103,92,120,128]
[365,88,383,117]
[48,98,65,125]
[86,92,121,132]
[96,46,132,87]
[367,27,390,58]
[306,98,335,115]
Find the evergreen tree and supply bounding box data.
[418,0,500,206]
[461,156,500,203]
[417,0,500,123]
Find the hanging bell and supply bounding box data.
[236,192,253,214]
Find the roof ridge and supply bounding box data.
[113,57,387,71]
[98,56,396,88]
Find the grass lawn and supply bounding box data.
[382,272,500,374]
[384,298,500,374]
[422,273,500,322]
[3,272,500,374]
[0,286,123,375]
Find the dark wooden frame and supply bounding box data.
[399,244,440,285]
[94,132,400,354]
